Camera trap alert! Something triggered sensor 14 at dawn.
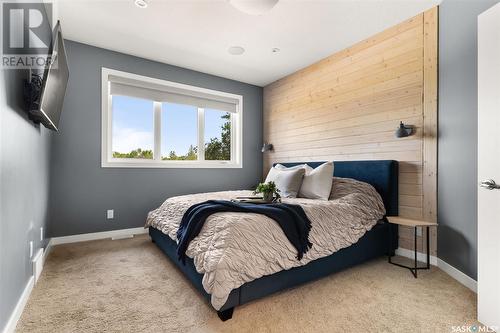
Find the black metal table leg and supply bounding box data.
[388,224,432,278]
[426,226,430,269]
[413,226,417,278]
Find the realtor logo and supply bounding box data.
[1,1,53,68]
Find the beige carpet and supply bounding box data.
[16,235,479,333]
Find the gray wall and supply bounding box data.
[438,0,499,280]
[0,1,52,330]
[0,60,52,333]
[48,40,263,237]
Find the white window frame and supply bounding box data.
[101,68,243,168]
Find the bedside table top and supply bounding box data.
[386,216,437,227]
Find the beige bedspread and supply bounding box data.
[145,177,385,310]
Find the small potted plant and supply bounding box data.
[254,181,281,203]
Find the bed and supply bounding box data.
[147,160,399,320]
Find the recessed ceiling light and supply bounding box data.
[134,0,148,9]
[228,46,245,55]
[272,48,280,53]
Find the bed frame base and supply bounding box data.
[149,222,397,322]
[217,307,234,321]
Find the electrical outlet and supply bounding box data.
[40,227,44,241]
[29,241,33,258]
[107,209,114,219]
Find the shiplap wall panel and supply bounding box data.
[263,8,438,255]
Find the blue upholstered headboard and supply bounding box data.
[275,160,399,216]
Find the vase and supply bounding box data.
[263,191,273,202]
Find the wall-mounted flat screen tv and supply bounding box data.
[26,21,69,131]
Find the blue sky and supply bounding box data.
[161,102,197,156]
[112,95,227,157]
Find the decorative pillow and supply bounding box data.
[275,163,313,173]
[301,162,334,200]
[264,167,305,198]
[276,162,334,200]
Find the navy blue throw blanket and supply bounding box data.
[176,200,313,264]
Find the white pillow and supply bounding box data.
[276,162,334,200]
[264,167,305,198]
[275,163,313,173]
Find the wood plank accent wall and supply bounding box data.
[263,7,438,255]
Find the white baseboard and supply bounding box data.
[42,240,53,267]
[394,247,477,293]
[395,247,438,266]
[437,258,477,293]
[50,227,148,246]
[1,276,34,333]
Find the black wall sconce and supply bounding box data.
[261,143,274,152]
[395,121,414,138]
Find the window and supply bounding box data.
[112,96,154,159]
[101,68,242,168]
[161,102,198,161]
[204,109,231,161]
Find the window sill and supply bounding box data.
[101,160,243,169]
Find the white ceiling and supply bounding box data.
[56,0,441,87]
